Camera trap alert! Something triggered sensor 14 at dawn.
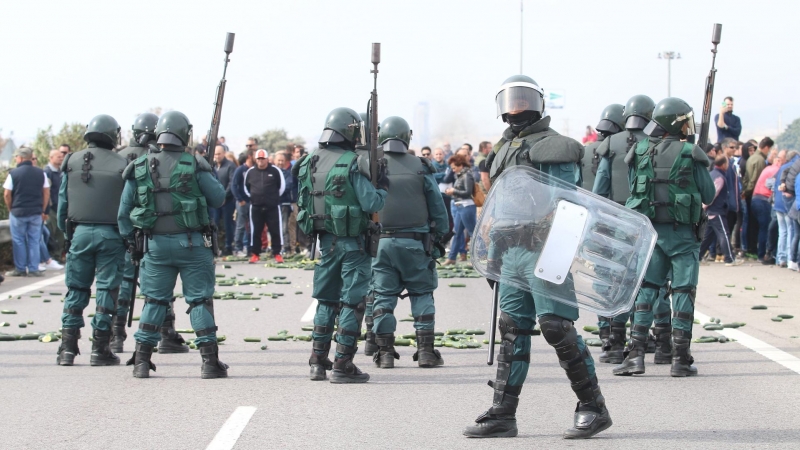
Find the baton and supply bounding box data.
[487,281,499,365]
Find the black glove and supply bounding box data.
[376,163,390,191]
[128,242,144,262]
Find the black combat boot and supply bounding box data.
[330,343,369,384]
[563,384,613,439]
[373,333,399,369]
[413,329,444,368]
[464,314,527,438]
[599,324,625,364]
[612,327,648,376]
[56,327,81,366]
[646,334,657,353]
[364,331,378,356]
[671,329,698,377]
[653,324,673,364]
[158,313,189,354]
[309,340,333,381]
[199,342,229,379]
[597,326,610,361]
[110,315,127,353]
[90,328,120,366]
[126,343,156,378]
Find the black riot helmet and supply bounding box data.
[496,75,545,132]
[595,104,625,136]
[132,113,159,145]
[623,95,656,130]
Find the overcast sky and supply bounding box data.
[1,0,798,152]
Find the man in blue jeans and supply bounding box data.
[3,147,50,277]
[232,145,255,256]
[751,149,783,262]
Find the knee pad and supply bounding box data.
[186,298,214,318]
[498,312,534,343]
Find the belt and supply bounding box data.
[380,232,427,241]
[753,194,770,201]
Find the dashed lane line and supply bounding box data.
[206,406,257,450]
[694,310,800,375]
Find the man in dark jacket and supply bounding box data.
[275,152,297,255]
[214,145,237,256]
[232,147,254,256]
[244,149,285,263]
[44,149,65,261]
[3,147,50,277]
[701,155,741,265]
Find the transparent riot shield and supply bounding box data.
[471,166,656,317]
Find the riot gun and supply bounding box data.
[203,32,235,165]
[364,42,383,257]
[697,24,722,148]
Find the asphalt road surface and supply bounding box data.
[1,260,799,449]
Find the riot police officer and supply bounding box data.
[613,98,715,377]
[56,114,128,367]
[463,76,611,439]
[580,104,624,192]
[592,96,671,364]
[111,113,189,354]
[117,111,227,379]
[369,116,449,369]
[294,107,387,383]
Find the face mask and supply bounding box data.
[507,111,539,132]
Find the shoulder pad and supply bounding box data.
[492,137,508,154]
[419,156,436,174]
[292,154,308,178]
[194,154,213,172]
[595,136,612,157]
[690,143,710,167]
[122,161,137,180]
[60,152,72,172]
[528,135,583,164]
[356,153,372,180]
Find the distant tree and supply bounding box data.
[252,128,305,155]
[29,123,85,167]
[777,118,800,151]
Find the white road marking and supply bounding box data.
[301,300,317,322]
[206,406,257,450]
[695,310,800,375]
[0,273,66,302]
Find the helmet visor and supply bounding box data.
[596,119,623,135]
[643,120,668,137]
[496,86,544,117]
[157,132,184,146]
[382,139,408,154]
[358,121,366,147]
[625,115,650,130]
[675,111,696,136]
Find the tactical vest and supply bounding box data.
[118,140,149,163]
[599,130,647,204]
[581,140,602,192]
[626,139,702,224]
[65,147,127,224]
[489,130,559,183]
[129,151,209,235]
[296,147,369,237]
[378,153,429,230]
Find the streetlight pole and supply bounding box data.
[658,51,680,97]
[520,0,523,73]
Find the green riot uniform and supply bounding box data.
[580,139,603,191]
[367,116,449,369]
[296,107,387,383]
[56,114,128,367]
[465,75,611,441]
[613,97,715,378]
[117,111,228,379]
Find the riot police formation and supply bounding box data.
[613,98,715,377]
[463,75,612,439]
[56,114,129,367]
[368,116,449,369]
[117,111,228,379]
[294,107,387,383]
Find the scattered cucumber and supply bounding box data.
[1,310,17,315]
[244,337,262,342]
[771,317,783,322]
[763,295,779,299]
[582,325,599,332]
[448,283,467,288]
[751,305,768,310]
[744,286,755,291]
[778,314,794,319]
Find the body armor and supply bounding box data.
[378,153,430,230]
[65,145,127,224]
[596,129,648,204]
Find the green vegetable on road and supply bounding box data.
[448,283,466,288]
[1,310,17,315]
[763,295,779,298]
[244,337,262,342]
[744,286,755,291]
[751,305,768,310]
[771,317,783,322]
[777,314,794,319]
